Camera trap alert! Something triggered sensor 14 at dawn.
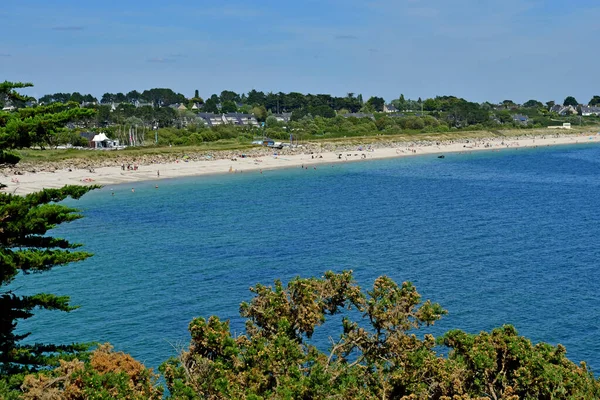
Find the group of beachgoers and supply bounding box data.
[121,163,139,171]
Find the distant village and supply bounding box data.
[2,89,599,148]
[4,97,599,124]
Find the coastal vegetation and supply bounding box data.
[0,81,105,398]
[2,81,600,398]
[0,185,98,395]
[7,126,594,166]
[3,81,600,155]
[3,269,600,398]
[0,81,95,181]
[159,272,600,399]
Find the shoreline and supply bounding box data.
[3,132,600,195]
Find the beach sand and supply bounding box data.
[3,132,599,195]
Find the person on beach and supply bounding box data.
[157,170,160,177]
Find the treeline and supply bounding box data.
[4,81,600,149]
[117,114,595,150]
[38,92,97,104]
[47,107,599,149]
[33,87,600,112]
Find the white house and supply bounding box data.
[383,104,399,113]
[580,106,600,116]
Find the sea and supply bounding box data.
[11,143,600,373]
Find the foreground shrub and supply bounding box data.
[20,344,162,399]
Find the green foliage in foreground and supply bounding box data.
[4,270,599,398]
[0,185,99,381]
[16,344,162,399]
[158,272,600,400]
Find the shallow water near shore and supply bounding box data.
[12,143,600,372]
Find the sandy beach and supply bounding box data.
[2,132,599,195]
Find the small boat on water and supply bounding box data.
[438,155,445,159]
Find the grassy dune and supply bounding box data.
[14,126,600,164]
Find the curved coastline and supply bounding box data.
[3,132,600,195]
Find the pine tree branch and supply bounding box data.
[1,248,92,285]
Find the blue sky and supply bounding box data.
[1,0,599,104]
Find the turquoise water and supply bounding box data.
[12,144,600,372]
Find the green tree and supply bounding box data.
[161,272,600,399]
[341,92,361,112]
[141,88,186,107]
[100,93,115,104]
[114,92,127,103]
[19,344,163,399]
[0,81,33,105]
[442,325,600,399]
[237,104,251,114]
[366,96,384,112]
[247,89,266,106]
[82,94,96,103]
[155,107,177,127]
[523,99,543,108]
[502,99,517,109]
[265,115,279,128]
[360,102,376,113]
[126,90,142,104]
[220,90,240,103]
[37,94,54,105]
[96,104,111,126]
[310,104,336,118]
[422,98,438,111]
[160,271,448,399]
[203,98,219,114]
[496,110,513,124]
[546,100,556,110]
[397,93,406,111]
[290,108,309,121]
[220,100,238,114]
[252,105,268,122]
[38,93,71,104]
[69,92,84,104]
[589,96,600,106]
[0,82,94,167]
[135,105,156,126]
[563,96,578,107]
[0,186,98,384]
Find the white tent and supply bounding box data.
[92,133,108,142]
[92,133,114,149]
